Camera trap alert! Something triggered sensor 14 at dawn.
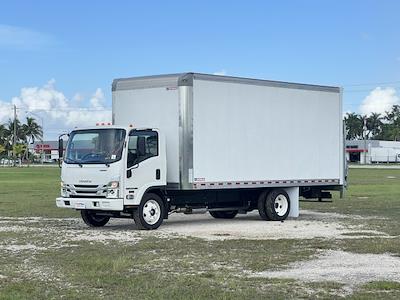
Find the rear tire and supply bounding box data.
[133,193,165,230]
[81,210,110,227]
[258,189,290,221]
[258,190,270,220]
[209,210,238,219]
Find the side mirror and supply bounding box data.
[58,138,64,159]
[58,133,69,168]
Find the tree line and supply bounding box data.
[344,105,400,141]
[0,117,43,161]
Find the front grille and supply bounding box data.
[74,184,98,188]
[69,195,106,198]
[66,184,107,198]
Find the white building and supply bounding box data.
[346,140,400,164]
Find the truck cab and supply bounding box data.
[57,125,167,229]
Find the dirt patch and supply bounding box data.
[0,210,391,243]
[253,250,400,292]
[0,244,48,252]
[300,209,386,220]
[65,229,141,244]
[156,211,389,240]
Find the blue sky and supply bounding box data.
[0,0,399,138]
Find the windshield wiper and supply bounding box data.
[65,158,83,167]
[65,158,81,164]
[83,160,111,167]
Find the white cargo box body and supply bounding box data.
[113,73,344,190]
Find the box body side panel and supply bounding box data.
[192,79,342,185]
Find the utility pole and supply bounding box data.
[13,105,17,166]
[363,117,367,165]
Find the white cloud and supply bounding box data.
[0,24,54,50]
[213,70,227,76]
[11,78,68,111]
[359,87,400,116]
[89,88,105,109]
[0,100,13,123]
[0,80,111,139]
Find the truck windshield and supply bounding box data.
[64,129,126,164]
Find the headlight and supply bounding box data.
[106,181,119,198]
[107,181,119,189]
[60,181,68,197]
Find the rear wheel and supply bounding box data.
[258,189,290,221]
[81,210,110,227]
[209,210,238,219]
[133,193,165,230]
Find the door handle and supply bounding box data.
[156,169,161,180]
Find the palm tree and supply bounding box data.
[366,113,383,139]
[22,117,43,143]
[13,144,26,166]
[22,117,43,162]
[344,113,363,140]
[2,118,29,164]
[4,119,22,155]
[0,124,6,147]
[0,144,5,155]
[5,118,25,143]
[381,105,400,141]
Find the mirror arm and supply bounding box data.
[127,163,139,171]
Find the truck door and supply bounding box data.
[125,129,166,204]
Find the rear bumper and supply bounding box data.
[56,197,123,211]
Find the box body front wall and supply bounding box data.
[113,87,180,185]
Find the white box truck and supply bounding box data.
[56,73,345,229]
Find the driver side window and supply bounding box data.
[127,130,158,168]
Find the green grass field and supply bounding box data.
[0,167,400,299]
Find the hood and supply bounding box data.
[61,161,122,186]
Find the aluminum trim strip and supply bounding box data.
[192,179,341,190]
[112,73,341,93]
[178,85,194,190]
[192,73,340,93]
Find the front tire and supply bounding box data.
[133,193,165,230]
[81,210,110,227]
[209,210,238,219]
[258,189,290,221]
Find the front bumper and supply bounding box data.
[56,197,123,211]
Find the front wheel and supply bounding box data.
[133,193,165,230]
[209,210,238,219]
[81,210,110,227]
